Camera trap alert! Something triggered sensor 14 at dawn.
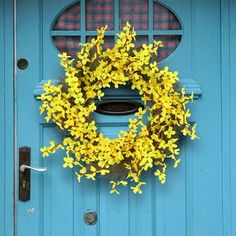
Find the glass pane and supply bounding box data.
[86,36,114,50]
[134,35,148,48]
[119,0,148,30]
[53,3,81,30]
[52,36,81,56]
[154,35,181,61]
[86,0,114,30]
[153,2,181,30]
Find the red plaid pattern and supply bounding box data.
[86,0,114,30]
[52,1,182,61]
[86,36,114,49]
[53,36,81,56]
[134,36,148,47]
[154,35,181,61]
[53,3,80,30]
[119,0,148,30]
[153,2,181,30]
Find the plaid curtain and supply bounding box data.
[86,0,114,30]
[52,0,181,61]
[154,35,181,61]
[119,0,148,30]
[53,4,81,30]
[53,36,81,56]
[153,2,181,30]
[86,36,114,49]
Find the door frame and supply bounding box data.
[0,0,236,235]
[0,0,15,235]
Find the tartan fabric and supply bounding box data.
[53,35,181,61]
[52,36,81,56]
[134,36,148,47]
[153,2,181,30]
[86,36,114,49]
[52,0,182,61]
[86,0,114,30]
[154,35,181,61]
[119,0,148,30]
[53,3,80,30]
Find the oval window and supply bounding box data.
[51,0,182,62]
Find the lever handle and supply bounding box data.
[20,164,47,172]
[19,146,47,201]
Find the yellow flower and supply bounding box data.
[86,90,96,99]
[90,166,96,172]
[130,182,146,194]
[164,127,176,138]
[85,173,96,180]
[154,170,166,184]
[190,124,198,140]
[100,169,110,175]
[80,167,87,174]
[75,172,82,182]
[63,157,74,168]
[58,52,70,61]
[182,126,190,136]
[174,159,181,168]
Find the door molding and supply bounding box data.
[33,78,202,99]
[0,0,15,235]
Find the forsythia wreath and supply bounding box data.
[39,22,197,194]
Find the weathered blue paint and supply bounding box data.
[0,0,235,235]
[0,1,14,236]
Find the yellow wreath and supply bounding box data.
[39,23,197,194]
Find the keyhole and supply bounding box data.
[22,180,26,189]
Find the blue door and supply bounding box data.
[15,0,234,236]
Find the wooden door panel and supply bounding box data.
[16,0,224,236]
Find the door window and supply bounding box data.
[52,0,182,61]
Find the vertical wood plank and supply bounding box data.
[0,0,14,235]
[0,1,5,234]
[129,174,153,236]
[221,0,232,235]
[42,126,74,236]
[73,178,99,236]
[99,126,130,236]
[17,0,43,235]
[229,0,236,235]
[193,0,223,235]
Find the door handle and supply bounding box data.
[19,146,47,201]
[20,164,47,172]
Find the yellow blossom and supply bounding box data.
[63,157,74,168]
[164,127,176,138]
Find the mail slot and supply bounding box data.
[95,100,144,115]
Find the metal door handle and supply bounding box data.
[20,164,47,172]
[19,146,47,201]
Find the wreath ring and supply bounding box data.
[39,23,197,194]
